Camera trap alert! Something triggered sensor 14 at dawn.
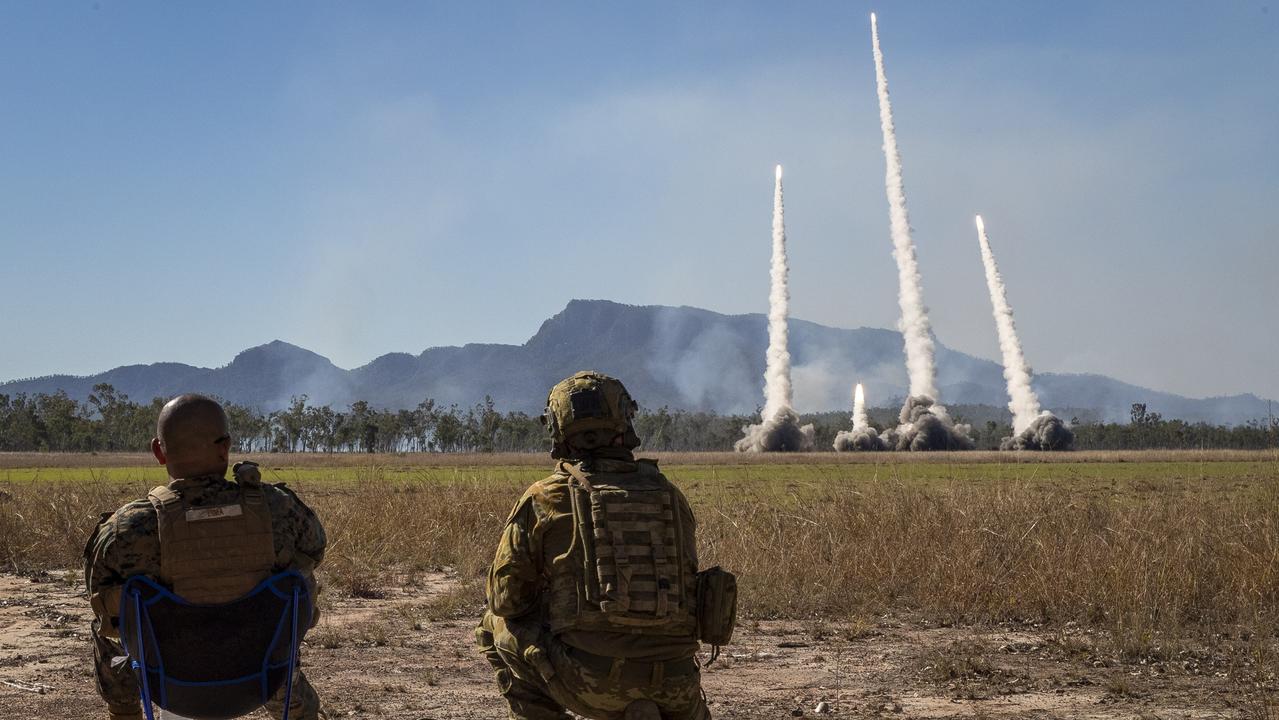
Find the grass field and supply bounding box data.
[5,450,1279,624]
[4,450,1279,717]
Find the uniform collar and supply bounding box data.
[168,473,228,492]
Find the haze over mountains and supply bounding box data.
[1,300,1270,425]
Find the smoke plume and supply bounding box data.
[872,13,936,402]
[736,165,815,452]
[882,395,975,451]
[870,13,972,450]
[975,216,1074,451]
[834,382,886,451]
[1001,411,1074,451]
[975,215,1039,433]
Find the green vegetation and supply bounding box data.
[2,456,1274,491]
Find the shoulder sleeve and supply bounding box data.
[270,483,327,572]
[85,501,158,634]
[485,490,542,619]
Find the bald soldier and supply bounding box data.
[477,372,730,720]
[84,394,327,720]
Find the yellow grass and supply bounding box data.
[3,451,1277,643]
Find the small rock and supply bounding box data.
[791,709,804,717]
[814,701,831,714]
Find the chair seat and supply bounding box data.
[119,571,311,720]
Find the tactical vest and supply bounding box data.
[546,459,697,638]
[147,477,276,604]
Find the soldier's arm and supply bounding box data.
[273,483,327,572]
[671,484,700,570]
[84,503,153,639]
[486,493,542,619]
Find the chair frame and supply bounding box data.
[118,570,309,720]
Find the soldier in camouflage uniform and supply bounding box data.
[477,372,712,720]
[84,394,328,720]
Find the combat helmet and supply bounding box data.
[542,371,640,459]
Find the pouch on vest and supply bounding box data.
[695,566,737,652]
[553,461,697,637]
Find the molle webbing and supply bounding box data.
[148,480,276,604]
[592,494,677,616]
[555,462,694,635]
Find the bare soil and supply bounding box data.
[0,573,1267,720]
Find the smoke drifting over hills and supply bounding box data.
[736,166,815,452]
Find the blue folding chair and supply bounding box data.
[118,571,312,720]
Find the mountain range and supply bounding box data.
[2,299,1271,424]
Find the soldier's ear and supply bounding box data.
[151,437,167,466]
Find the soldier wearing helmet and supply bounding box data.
[83,394,328,720]
[476,371,714,720]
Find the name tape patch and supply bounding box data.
[186,504,244,522]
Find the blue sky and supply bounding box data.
[1,1,1276,401]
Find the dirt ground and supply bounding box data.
[0,572,1268,720]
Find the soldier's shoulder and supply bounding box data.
[109,498,158,534]
[545,464,573,481]
[525,470,573,506]
[263,482,319,519]
[264,480,305,503]
[636,457,664,474]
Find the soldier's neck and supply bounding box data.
[572,447,636,466]
[169,472,227,490]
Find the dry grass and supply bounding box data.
[4,454,1279,648]
[3,448,1277,470]
[699,476,1279,631]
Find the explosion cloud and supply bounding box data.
[834,382,887,451]
[1001,411,1074,451]
[870,12,972,451]
[883,395,975,451]
[736,165,815,452]
[975,215,1074,451]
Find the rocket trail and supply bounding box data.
[763,164,793,422]
[871,12,938,402]
[973,216,1076,451]
[868,13,972,451]
[975,215,1040,434]
[834,381,886,452]
[853,382,869,432]
[737,165,814,452]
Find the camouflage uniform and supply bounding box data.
[476,449,710,720]
[84,471,327,720]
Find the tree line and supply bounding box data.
[0,386,1274,453]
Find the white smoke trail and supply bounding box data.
[763,164,792,422]
[871,12,938,402]
[737,165,814,452]
[853,382,869,431]
[975,215,1041,434]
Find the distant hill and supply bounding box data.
[1,299,1271,424]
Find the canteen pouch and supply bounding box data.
[695,566,737,647]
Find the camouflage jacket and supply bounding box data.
[486,455,700,661]
[84,471,326,636]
